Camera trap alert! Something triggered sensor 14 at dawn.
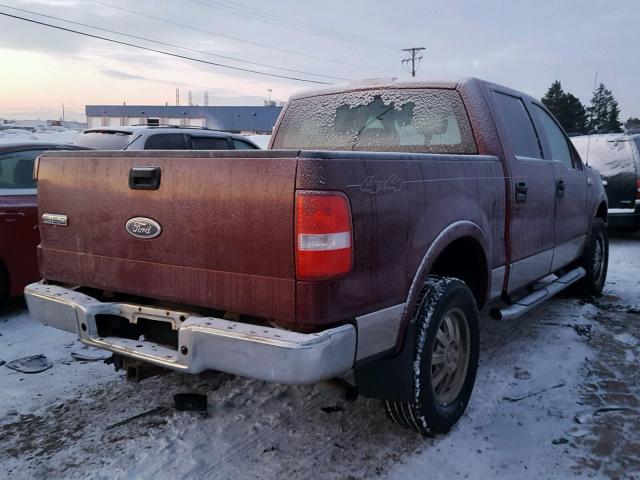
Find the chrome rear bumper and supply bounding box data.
[24,282,356,385]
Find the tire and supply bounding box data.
[383,276,479,435]
[573,217,608,297]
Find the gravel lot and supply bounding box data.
[1,231,638,480]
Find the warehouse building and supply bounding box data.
[85,105,283,134]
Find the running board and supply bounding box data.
[490,267,586,320]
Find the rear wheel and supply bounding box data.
[573,217,608,297]
[383,276,479,435]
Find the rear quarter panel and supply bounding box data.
[295,151,505,327]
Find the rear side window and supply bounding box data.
[191,136,230,150]
[272,88,477,154]
[0,149,42,193]
[533,105,573,168]
[145,134,188,150]
[76,131,133,149]
[232,139,258,150]
[494,92,542,159]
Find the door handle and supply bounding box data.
[515,181,528,203]
[129,166,161,190]
[556,179,566,197]
[0,211,25,222]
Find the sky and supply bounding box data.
[0,0,638,122]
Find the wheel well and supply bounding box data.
[430,237,488,308]
[596,202,607,221]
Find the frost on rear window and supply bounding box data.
[272,88,477,154]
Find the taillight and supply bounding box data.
[636,178,640,200]
[295,191,352,280]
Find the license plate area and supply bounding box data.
[95,314,178,350]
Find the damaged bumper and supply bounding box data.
[24,282,356,385]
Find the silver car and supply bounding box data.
[75,125,260,151]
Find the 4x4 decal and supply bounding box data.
[359,174,403,194]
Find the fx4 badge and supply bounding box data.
[359,174,403,194]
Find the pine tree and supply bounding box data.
[542,81,565,119]
[624,117,640,131]
[562,93,588,134]
[606,102,623,133]
[541,81,587,134]
[587,83,623,133]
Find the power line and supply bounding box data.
[0,3,346,81]
[401,47,425,77]
[187,0,401,50]
[219,0,365,39]
[0,11,333,84]
[86,0,395,73]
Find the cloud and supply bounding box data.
[101,69,149,81]
[99,68,243,96]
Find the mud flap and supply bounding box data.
[353,320,417,402]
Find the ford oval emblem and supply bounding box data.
[125,217,162,239]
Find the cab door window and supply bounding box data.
[493,92,543,159]
[533,105,574,169]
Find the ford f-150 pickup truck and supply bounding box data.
[25,78,608,435]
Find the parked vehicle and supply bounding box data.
[0,142,89,306]
[25,78,608,435]
[74,125,260,150]
[571,132,640,230]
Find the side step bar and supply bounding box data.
[491,267,586,320]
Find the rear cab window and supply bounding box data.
[0,149,42,195]
[271,88,477,154]
[76,131,134,149]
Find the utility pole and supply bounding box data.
[188,91,193,106]
[401,47,425,77]
[176,88,180,106]
[61,103,65,121]
[204,91,209,106]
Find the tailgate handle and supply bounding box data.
[0,211,25,222]
[129,166,161,190]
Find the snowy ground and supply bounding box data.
[0,232,638,480]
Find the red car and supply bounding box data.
[0,142,88,306]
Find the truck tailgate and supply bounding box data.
[36,150,299,322]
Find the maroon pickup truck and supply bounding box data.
[25,78,608,435]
